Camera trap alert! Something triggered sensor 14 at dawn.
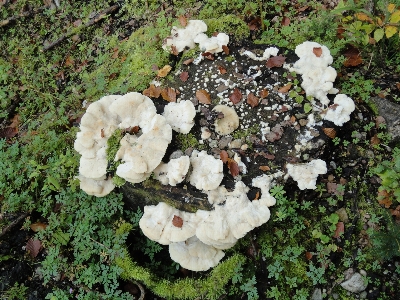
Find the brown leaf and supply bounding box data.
[333,222,344,238]
[202,52,214,60]
[196,89,211,104]
[220,150,229,163]
[222,45,229,55]
[171,45,179,56]
[0,127,17,138]
[343,46,363,67]
[254,191,260,200]
[247,18,261,30]
[322,127,336,139]
[375,116,386,128]
[111,47,119,59]
[259,89,269,98]
[73,19,82,27]
[157,65,172,77]
[183,58,194,65]
[259,166,270,171]
[266,55,286,68]
[378,190,392,208]
[227,158,240,177]
[277,83,292,93]
[281,16,290,26]
[178,15,187,27]
[305,251,313,260]
[30,222,47,232]
[100,128,105,138]
[370,134,380,146]
[143,84,161,98]
[179,71,189,82]
[172,215,183,228]
[297,5,309,12]
[26,238,43,258]
[9,114,20,129]
[396,82,400,90]
[161,87,177,102]
[218,65,227,74]
[229,88,243,104]
[247,92,260,108]
[313,47,322,57]
[65,55,74,67]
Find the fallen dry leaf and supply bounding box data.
[179,71,189,82]
[65,55,74,67]
[178,15,187,27]
[196,89,211,104]
[220,150,229,163]
[143,84,161,98]
[259,89,269,98]
[172,215,183,228]
[248,18,261,30]
[0,127,17,138]
[171,45,179,56]
[202,52,214,60]
[247,92,260,108]
[375,116,386,128]
[161,87,177,102]
[333,222,344,238]
[277,83,292,93]
[157,65,172,77]
[266,55,286,68]
[183,58,194,65]
[370,134,380,146]
[259,166,270,171]
[26,238,43,258]
[378,190,393,208]
[305,251,313,260]
[30,222,47,232]
[222,45,229,55]
[111,47,119,59]
[227,158,240,177]
[281,16,290,26]
[229,88,243,104]
[218,65,227,74]
[313,47,322,57]
[343,46,363,67]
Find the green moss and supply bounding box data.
[225,55,236,63]
[204,15,249,41]
[176,133,205,151]
[232,124,260,140]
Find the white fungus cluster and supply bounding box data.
[323,94,356,126]
[286,159,327,190]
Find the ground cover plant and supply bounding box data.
[0,0,400,299]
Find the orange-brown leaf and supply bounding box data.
[266,55,286,68]
[111,47,119,59]
[0,127,18,138]
[313,47,322,57]
[218,65,227,74]
[179,71,189,82]
[259,165,270,171]
[30,222,47,232]
[9,114,20,129]
[281,16,290,26]
[157,65,172,77]
[196,89,211,104]
[305,251,313,260]
[259,89,269,98]
[333,222,344,238]
[222,45,229,55]
[343,46,363,67]
[277,83,292,94]
[26,238,43,258]
[161,87,177,102]
[183,58,194,65]
[143,84,161,98]
[220,150,229,163]
[65,55,74,67]
[178,15,187,27]
[229,88,242,104]
[378,190,392,208]
[371,134,380,145]
[172,215,183,228]
[227,158,240,177]
[247,92,260,108]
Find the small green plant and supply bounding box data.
[2,282,28,300]
[370,212,400,260]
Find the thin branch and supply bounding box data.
[0,212,29,238]
[0,5,48,28]
[43,4,119,51]
[131,280,145,300]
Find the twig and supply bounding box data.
[131,280,145,300]
[0,5,48,28]
[0,212,29,238]
[43,4,119,51]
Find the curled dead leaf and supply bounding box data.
[266,55,286,68]
[183,58,194,65]
[277,83,292,94]
[313,47,322,57]
[259,89,269,99]
[281,16,290,26]
[26,238,43,258]
[161,87,177,102]
[378,190,392,208]
[179,71,189,82]
[259,166,270,171]
[220,150,229,163]
[172,215,183,228]
[218,65,227,74]
[333,222,344,238]
[157,65,172,77]
[222,45,229,55]
[247,92,260,108]
[227,158,240,177]
[322,127,336,139]
[30,222,48,232]
[143,84,161,98]
[229,88,242,104]
[196,89,211,104]
[178,15,187,27]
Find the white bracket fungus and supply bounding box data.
[139,202,200,245]
[77,176,115,198]
[212,105,240,135]
[169,236,225,271]
[162,20,208,53]
[241,47,279,61]
[323,94,355,126]
[193,32,229,54]
[286,159,327,190]
[189,150,224,191]
[163,100,196,134]
[153,156,190,186]
[291,41,338,106]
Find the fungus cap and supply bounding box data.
[193,32,229,54]
[153,156,190,186]
[169,236,225,271]
[163,100,196,134]
[212,105,239,135]
[78,176,115,197]
[286,159,327,190]
[323,94,355,126]
[189,150,223,191]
